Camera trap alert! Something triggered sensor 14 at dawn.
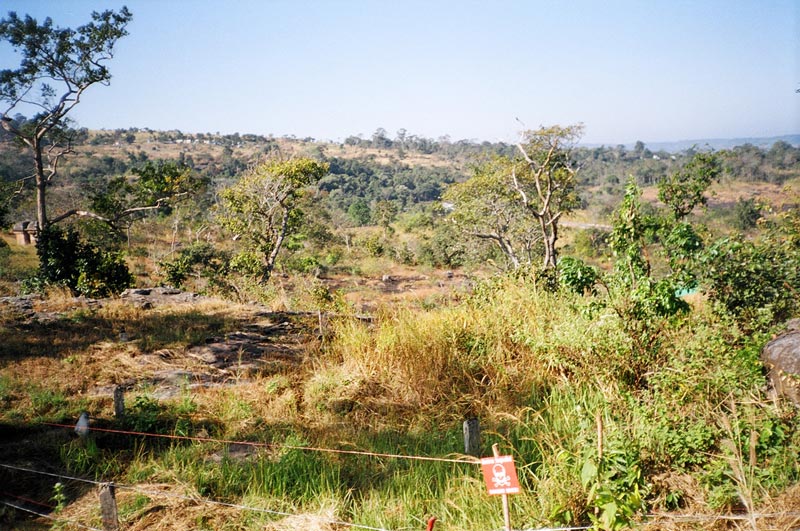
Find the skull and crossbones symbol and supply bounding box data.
[491,463,511,488]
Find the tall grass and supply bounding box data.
[306,275,799,527]
[3,275,798,530]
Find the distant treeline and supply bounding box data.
[1,122,798,227]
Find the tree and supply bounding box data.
[372,200,398,234]
[513,124,583,269]
[443,125,582,271]
[657,152,721,220]
[347,198,371,226]
[443,156,540,270]
[88,161,206,239]
[732,197,761,231]
[0,7,132,237]
[218,158,329,282]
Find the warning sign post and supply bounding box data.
[480,454,521,495]
[483,444,521,531]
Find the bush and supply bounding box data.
[559,256,598,295]
[160,241,230,287]
[33,226,132,297]
[732,197,762,231]
[360,234,385,257]
[700,236,799,329]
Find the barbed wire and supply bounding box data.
[114,484,401,531]
[0,462,100,486]
[5,462,800,531]
[0,499,103,531]
[1,462,398,531]
[42,421,480,465]
[0,490,56,510]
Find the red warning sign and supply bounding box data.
[480,455,521,495]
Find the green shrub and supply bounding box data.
[559,256,598,295]
[160,241,230,288]
[732,197,762,231]
[32,225,132,297]
[700,236,798,329]
[283,254,324,275]
[361,234,385,257]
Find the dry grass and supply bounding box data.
[640,178,800,211]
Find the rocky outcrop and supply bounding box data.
[762,319,800,406]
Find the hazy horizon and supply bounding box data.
[1,1,798,146]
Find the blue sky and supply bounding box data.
[1,0,797,145]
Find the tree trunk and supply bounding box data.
[33,139,48,232]
[261,208,290,283]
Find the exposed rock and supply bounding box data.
[207,443,259,463]
[120,286,201,305]
[762,322,800,406]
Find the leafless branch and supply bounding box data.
[49,209,110,224]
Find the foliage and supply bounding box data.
[608,181,658,285]
[2,264,799,530]
[609,153,720,294]
[444,125,583,271]
[160,241,230,289]
[0,238,9,275]
[127,395,163,434]
[372,200,398,232]
[514,124,584,268]
[217,158,329,282]
[732,197,762,231]
[91,161,204,225]
[359,233,387,257]
[605,180,693,382]
[700,235,799,330]
[347,197,371,226]
[581,441,646,530]
[51,482,67,513]
[0,181,9,227]
[30,225,132,297]
[558,256,598,295]
[319,156,459,213]
[570,228,610,260]
[444,156,539,270]
[698,195,799,331]
[418,222,466,268]
[0,6,133,234]
[657,152,721,219]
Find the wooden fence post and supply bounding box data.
[98,483,119,531]
[463,417,480,456]
[113,386,125,420]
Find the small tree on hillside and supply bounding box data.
[218,158,329,283]
[657,152,721,220]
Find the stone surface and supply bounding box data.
[762,323,800,406]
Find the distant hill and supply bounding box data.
[642,134,799,153]
[585,134,800,153]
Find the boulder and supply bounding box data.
[762,319,800,406]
